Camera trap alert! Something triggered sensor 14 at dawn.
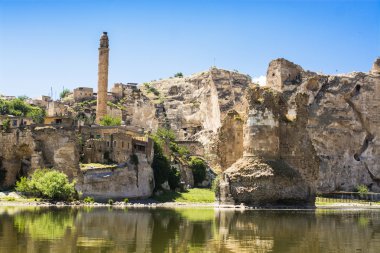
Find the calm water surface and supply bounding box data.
[0,206,380,253]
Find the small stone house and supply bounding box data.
[81,126,153,164]
[73,87,94,102]
[0,115,34,128]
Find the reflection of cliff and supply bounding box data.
[1,207,380,253]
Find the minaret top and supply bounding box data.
[99,32,109,49]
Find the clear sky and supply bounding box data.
[0,0,379,98]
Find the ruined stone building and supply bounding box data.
[80,125,153,164]
[73,87,94,102]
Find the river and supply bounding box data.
[0,206,380,252]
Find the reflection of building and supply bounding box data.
[0,115,34,128]
[80,126,153,164]
[73,87,94,102]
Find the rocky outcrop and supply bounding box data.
[0,126,80,189]
[139,68,250,170]
[218,85,318,206]
[76,153,154,200]
[219,57,380,205]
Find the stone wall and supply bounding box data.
[77,153,154,200]
[0,126,80,189]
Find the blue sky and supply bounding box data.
[0,0,379,98]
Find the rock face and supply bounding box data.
[138,68,250,170]
[0,126,80,189]
[218,86,318,206]
[77,153,154,200]
[219,58,380,205]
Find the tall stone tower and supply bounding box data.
[96,32,109,123]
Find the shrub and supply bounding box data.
[211,175,220,193]
[99,115,121,126]
[15,168,76,200]
[174,72,183,78]
[123,198,129,204]
[60,88,70,99]
[1,119,10,131]
[189,157,207,185]
[168,167,181,190]
[130,154,139,165]
[151,140,171,190]
[83,196,95,203]
[108,199,114,205]
[356,184,369,194]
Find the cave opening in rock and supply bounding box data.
[354,153,361,161]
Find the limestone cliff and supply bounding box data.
[218,58,380,205]
[76,153,154,200]
[0,126,80,189]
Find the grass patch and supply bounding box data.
[315,197,380,206]
[154,188,215,203]
[80,163,118,171]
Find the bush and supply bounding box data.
[174,72,183,78]
[356,184,369,194]
[123,198,129,204]
[99,115,121,126]
[211,175,220,193]
[130,154,139,165]
[151,141,171,189]
[60,88,70,99]
[1,118,10,131]
[168,167,181,190]
[189,157,207,185]
[83,196,95,203]
[108,199,114,205]
[15,169,76,200]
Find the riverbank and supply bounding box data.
[2,190,380,209]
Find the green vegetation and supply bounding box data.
[0,98,45,123]
[150,128,207,190]
[123,198,129,204]
[83,196,95,203]
[168,167,181,190]
[59,88,70,99]
[99,115,121,126]
[211,175,220,193]
[15,168,76,201]
[189,157,207,185]
[154,188,215,203]
[150,128,186,190]
[1,118,10,131]
[108,199,114,205]
[174,72,183,78]
[356,184,369,194]
[107,101,127,111]
[143,82,160,96]
[130,154,139,165]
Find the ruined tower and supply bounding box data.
[96,32,109,123]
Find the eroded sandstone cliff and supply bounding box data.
[218,58,380,205]
[0,126,80,189]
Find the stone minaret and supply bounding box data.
[96,32,109,123]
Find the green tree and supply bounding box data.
[60,88,70,99]
[99,115,122,126]
[151,140,171,189]
[16,168,76,200]
[174,72,183,78]
[189,157,207,185]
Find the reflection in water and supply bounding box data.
[1,207,380,253]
